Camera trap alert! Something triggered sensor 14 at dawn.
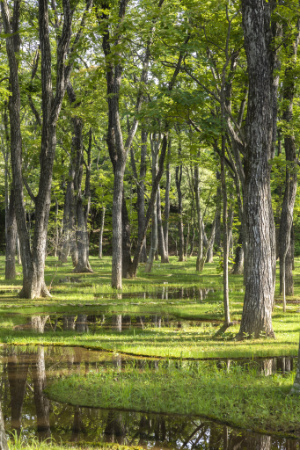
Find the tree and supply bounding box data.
[2,0,92,298]
[237,0,276,339]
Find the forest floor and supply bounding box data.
[1,255,300,445]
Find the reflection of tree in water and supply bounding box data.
[76,314,88,333]
[30,315,49,333]
[104,411,126,445]
[0,401,8,450]
[32,346,51,440]
[7,348,29,434]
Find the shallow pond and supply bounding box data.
[0,345,299,449]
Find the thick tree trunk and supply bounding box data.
[238,0,275,339]
[99,206,105,259]
[5,189,17,280]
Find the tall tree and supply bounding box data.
[1,0,92,298]
[237,0,276,338]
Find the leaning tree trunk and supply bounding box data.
[237,0,276,339]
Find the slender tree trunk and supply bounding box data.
[99,206,105,259]
[232,227,244,275]
[278,25,299,306]
[16,236,21,265]
[60,162,75,263]
[237,0,275,339]
[157,186,168,263]
[221,137,230,326]
[5,189,17,280]
[145,135,159,273]
[163,137,171,260]
[176,160,184,261]
[135,130,147,263]
[194,166,204,271]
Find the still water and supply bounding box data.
[0,344,299,449]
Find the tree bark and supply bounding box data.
[237,0,276,339]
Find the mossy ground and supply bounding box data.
[1,255,300,443]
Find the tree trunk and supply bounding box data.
[99,206,106,259]
[163,137,171,260]
[221,136,230,326]
[278,24,299,306]
[238,0,275,339]
[232,227,244,275]
[2,0,81,298]
[145,135,159,273]
[194,165,204,272]
[135,129,147,263]
[157,186,169,263]
[60,163,75,263]
[67,87,93,274]
[176,161,184,262]
[5,189,17,280]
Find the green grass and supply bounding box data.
[46,361,300,437]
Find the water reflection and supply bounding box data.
[93,286,217,301]
[0,345,298,449]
